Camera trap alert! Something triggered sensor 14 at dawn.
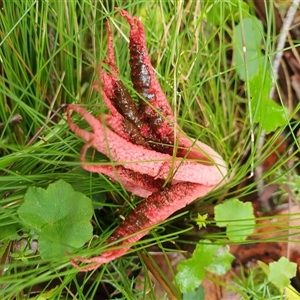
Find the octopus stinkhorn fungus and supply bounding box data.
[67,10,227,271]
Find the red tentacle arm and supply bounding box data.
[70,182,213,272]
[67,10,227,271]
[67,105,226,186]
[120,10,174,127]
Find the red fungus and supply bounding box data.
[67,10,227,271]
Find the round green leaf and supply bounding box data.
[17,180,93,259]
[214,198,255,242]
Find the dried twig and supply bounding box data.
[0,114,22,130]
[255,0,300,209]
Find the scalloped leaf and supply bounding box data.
[268,257,297,289]
[175,240,234,293]
[214,198,255,242]
[17,180,93,259]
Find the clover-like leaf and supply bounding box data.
[206,1,249,26]
[234,17,264,81]
[205,244,234,275]
[234,16,288,133]
[17,180,93,259]
[176,256,205,294]
[0,217,20,240]
[214,198,255,242]
[249,69,288,133]
[268,257,297,289]
[183,285,205,300]
[175,240,234,293]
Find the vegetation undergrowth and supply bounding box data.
[1,0,299,299]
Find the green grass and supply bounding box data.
[1,0,299,299]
